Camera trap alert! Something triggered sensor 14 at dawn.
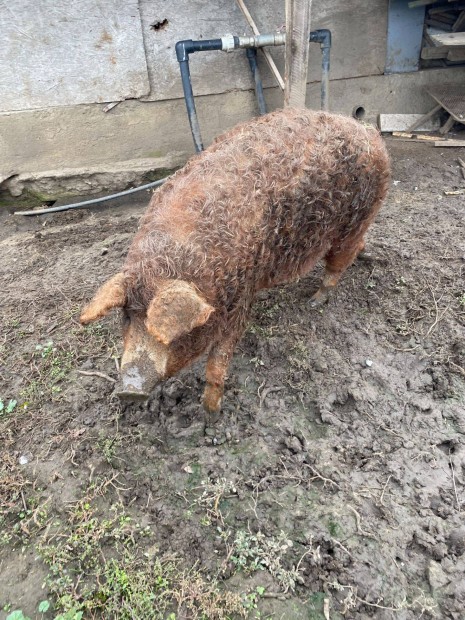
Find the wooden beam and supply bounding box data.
[429,32,465,46]
[406,104,442,131]
[434,139,465,146]
[408,0,435,7]
[452,10,465,31]
[284,0,313,108]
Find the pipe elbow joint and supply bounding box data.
[176,40,193,62]
[310,28,332,49]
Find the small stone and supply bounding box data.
[285,435,303,454]
[101,247,109,255]
[365,359,373,367]
[432,542,448,561]
[448,527,465,556]
[427,561,450,591]
[19,455,29,465]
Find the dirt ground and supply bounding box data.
[1,139,465,620]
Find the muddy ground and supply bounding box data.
[1,139,465,620]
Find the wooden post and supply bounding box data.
[284,0,313,108]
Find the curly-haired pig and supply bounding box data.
[80,108,390,414]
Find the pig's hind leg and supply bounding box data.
[310,235,366,307]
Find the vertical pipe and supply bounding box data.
[320,44,329,111]
[179,59,204,152]
[246,48,267,115]
[309,29,331,111]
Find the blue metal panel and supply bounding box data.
[386,0,425,73]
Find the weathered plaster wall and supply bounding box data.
[0,0,149,112]
[1,0,464,198]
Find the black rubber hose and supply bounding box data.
[15,177,167,216]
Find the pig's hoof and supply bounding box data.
[357,250,373,262]
[309,291,330,308]
[204,426,230,446]
[204,412,232,446]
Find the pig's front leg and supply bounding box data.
[202,336,238,415]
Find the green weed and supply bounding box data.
[20,340,74,406]
[36,480,245,619]
[0,399,17,415]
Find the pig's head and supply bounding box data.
[80,273,215,401]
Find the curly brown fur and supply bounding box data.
[84,108,390,411]
[125,108,389,316]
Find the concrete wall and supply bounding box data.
[1,0,465,199]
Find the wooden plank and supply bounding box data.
[429,32,465,46]
[406,104,442,130]
[447,48,465,61]
[434,139,465,146]
[284,0,313,108]
[430,5,465,14]
[458,157,465,179]
[409,0,435,6]
[439,115,456,134]
[452,10,465,30]
[378,113,440,131]
[421,46,450,59]
[392,131,444,141]
[426,18,453,30]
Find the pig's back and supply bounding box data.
[131,108,390,298]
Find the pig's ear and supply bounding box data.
[146,280,215,345]
[80,273,126,324]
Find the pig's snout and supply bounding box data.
[116,363,160,402]
[116,331,169,402]
[116,362,162,400]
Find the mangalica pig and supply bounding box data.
[80,108,390,414]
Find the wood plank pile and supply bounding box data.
[410,1,465,65]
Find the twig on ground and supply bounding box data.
[449,451,462,512]
[261,592,289,600]
[379,474,392,506]
[424,282,449,338]
[331,538,352,557]
[449,360,465,377]
[77,369,116,383]
[259,385,285,408]
[347,505,377,539]
[303,463,341,489]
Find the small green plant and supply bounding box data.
[241,586,266,616]
[288,340,311,372]
[37,481,245,619]
[38,600,51,614]
[6,611,31,620]
[231,529,306,593]
[458,293,465,308]
[0,399,17,415]
[20,341,74,405]
[97,433,121,465]
[35,341,55,358]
